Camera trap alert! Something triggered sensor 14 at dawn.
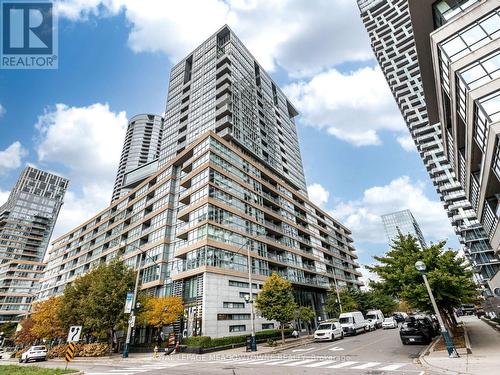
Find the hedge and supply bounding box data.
[182,329,292,348]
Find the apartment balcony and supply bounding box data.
[481,198,499,240]
[215,115,233,132]
[215,82,231,99]
[215,103,232,119]
[215,92,231,108]
[216,72,232,87]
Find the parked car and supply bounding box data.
[339,311,366,336]
[400,317,432,344]
[393,312,408,323]
[476,309,486,318]
[314,321,344,341]
[382,317,398,329]
[366,310,384,328]
[364,318,377,332]
[19,345,47,363]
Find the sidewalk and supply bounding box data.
[20,335,315,364]
[421,316,500,374]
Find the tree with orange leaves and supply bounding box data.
[139,296,184,328]
[31,296,65,341]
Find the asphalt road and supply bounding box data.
[0,327,439,374]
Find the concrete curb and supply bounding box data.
[463,324,472,354]
[266,337,315,354]
[481,317,500,332]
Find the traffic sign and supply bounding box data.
[67,326,82,343]
[129,315,136,328]
[65,342,76,363]
[124,292,134,313]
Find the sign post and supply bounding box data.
[65,326,82,369]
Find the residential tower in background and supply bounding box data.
[0,166,68,322]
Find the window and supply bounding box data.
[217,313,250,320]
[239,292,257,299]
[229,280,260,289]
[262,323,274,330]
[223,302,245,309]
[229,325,246,332]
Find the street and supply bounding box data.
[1,327,437,374]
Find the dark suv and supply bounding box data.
[400,316,434,345]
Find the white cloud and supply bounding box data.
[35,103,128,241]
[0,141,28,174]
[284,66,405,146]
[330,176,453,244]
[55,0,372,74]
[35,103,127,184]
[359,265,381,291]
[0,104,5,117]
[0,189,10,206]
[307,183,329,207]
[397,134,416,152]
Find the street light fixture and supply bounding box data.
[414,260,459,358]
[121,240,161,358]
[232,235,263,352]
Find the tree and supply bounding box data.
[255,273,297,344]
[138,296,184,328]
[15,317,37,346]
[58,260,135,349]
[348,288,397,316]
[297,306,316,334]
[31,296,64,341]
[325,289,358,317]
[369,233,478,328]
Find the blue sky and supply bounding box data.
[0,0,460,274]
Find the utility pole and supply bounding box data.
[415,261,459,358]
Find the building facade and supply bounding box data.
[39,26,362,338]
[381,209,427,248]
[0,167,68,322]
[416,0,500,291]
[357,0,500,288]
[159,26,307,193]
[112,114,163,202]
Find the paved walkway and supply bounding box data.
[421,315,500,374]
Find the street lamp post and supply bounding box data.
[121,241,161,358]
[122,253,142,358]
[242,239,257,352]
[415,261,459,358]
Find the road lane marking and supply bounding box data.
[379,363,406,371]
[351,362,381,369]
[328,346,344,351]
[292,347,316,352]
[327,361,358,368]
[284,359,317,366]
[264,359,299,365]
[243,359,280,364]
[304,360,337,367]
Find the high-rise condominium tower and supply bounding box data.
[159,26,307,192]
[357,0,500,289]
[382,209,427,248]
[112,114,163,202]
[0,166,68,322]
[407,0,500,293]
[40,26,362,338]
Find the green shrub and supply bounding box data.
[182,329,292,348]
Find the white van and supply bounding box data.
[314,321,344,341]
[339,311,366,336]
[365,310,384,329]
